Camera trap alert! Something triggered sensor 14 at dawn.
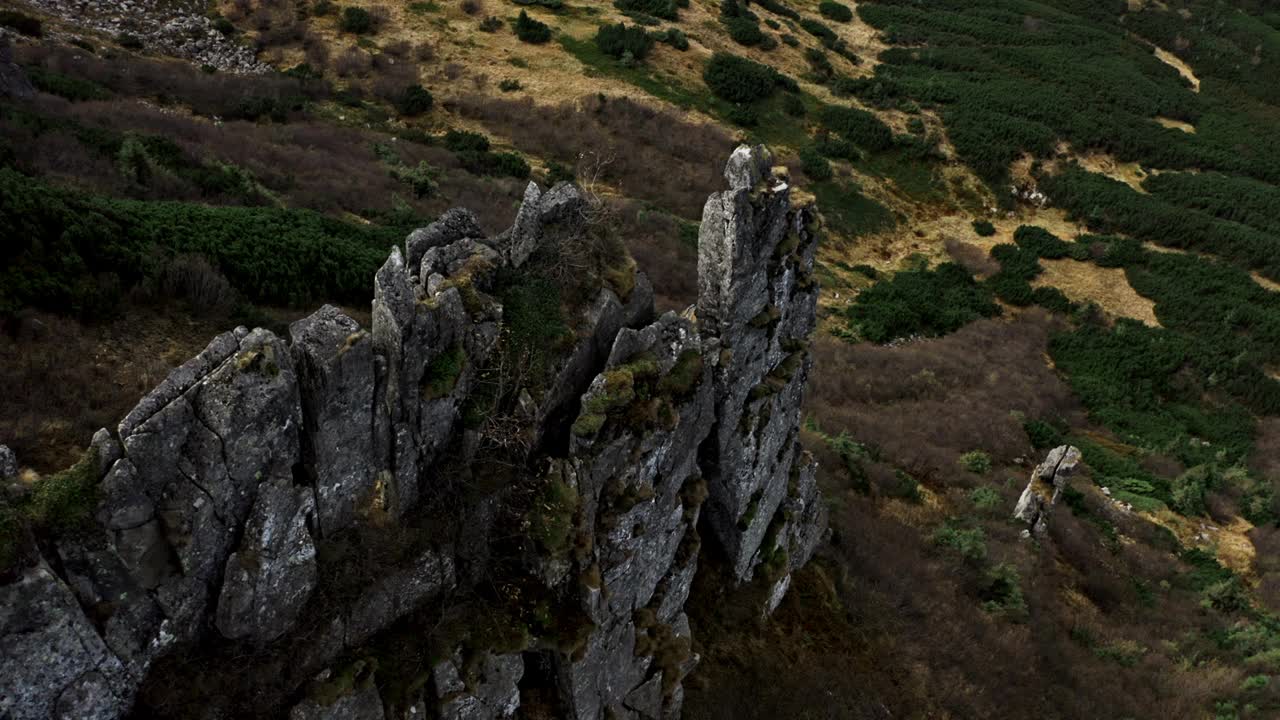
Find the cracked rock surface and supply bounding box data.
[0,146,825,720]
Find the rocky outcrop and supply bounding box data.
[696,146,826,590]
[20,0,268,73]
[0,145,825,719]
[0,443,17,479]
[1014,445,1082,534]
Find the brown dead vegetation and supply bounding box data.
[453,94,735,219]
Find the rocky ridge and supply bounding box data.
[0,145,826,720]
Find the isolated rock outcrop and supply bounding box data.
[1014,445,1083,533]
[0,145,825,719]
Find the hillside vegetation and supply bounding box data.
[3,0,1280,716]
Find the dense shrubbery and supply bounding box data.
[817,104,893,152]
[0,168,399,316]
[596,23,654,61]
[394,84,434,115]
[844,262,1000,342]
[720,0,768,48]
[972,219,995,236]
[513,10,552,43]
[1042,167,1280,282]
[754,0,798,20]
[703,52,790,103]
[614,0,679,21]
[819,1,852,22]
[340,6,374,33]
[1142,171,1280,236]
[852,0,1280,187]
[799,147,832,181]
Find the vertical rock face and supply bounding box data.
[696,146,826,588]
[0,145,825,720]
[1014,445,1083,534]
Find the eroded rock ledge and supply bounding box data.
[0,145,826,720]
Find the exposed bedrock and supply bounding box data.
[0,145,826,720]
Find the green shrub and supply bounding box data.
[724,14,765,46]
[513,10,551,43]
[702,52,785,103]
[213,15,235,35]
[970,487,1002,512]
[799,147,832,181]
[479,15,503,31]
[845,262,1000,343]
[546,161,574,185]
[340,6,374,33]
[529,472,580,557]
[444,129,491,153]
[422,345,466,399]
[972,219,996,237]
[1023,418,1063,449]
[818,1,852,22]
[0,168,400,316]
[0,9,43,36]
[818,104,894,152]
[389,161,439,197]
[498,78,522,92]
[614,0,678,21]
[1170,466,1210,516]
[1203,577,1250,613]
[885,469,921,502]
[725,104,759,127]
[979,563,1026,615]
[395,84,434,116]
[781,93,806,117]
[959,450,992,474]
[655,27,689,51]
[27,68,110,102]
[596,23,655,60]
[933,520,987,563]
[1241,675,1269,692]
[117,33,144,49]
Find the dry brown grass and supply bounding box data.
[1153,45,1200,92]
[1032,258,1161,326]
[0,308,228,472]
[1155,116,1196,133]
[807,311,1086,481]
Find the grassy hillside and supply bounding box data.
[3,0,1280,716]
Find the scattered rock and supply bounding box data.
[1014,445,1082,534]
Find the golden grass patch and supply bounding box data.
[1152,45,1200,92]
[1154,116,1195,133]
[1032,258,1160,326]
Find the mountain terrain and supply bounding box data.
[2,0,1280,718]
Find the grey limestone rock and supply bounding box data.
[289,681,385,720]
[214,477,318,644]
[695,145,823,586]
[290,305,377,536]
[0,561,131,720]
[433,651,524,720]
[0,443,17,479]
[1013,445,1083,533]
[406,208,486,274]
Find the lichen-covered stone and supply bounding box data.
[696,145,823,587]
[214,478,318,644]
[290,305,377,536]
[1014,445,1083,533]
[433,651,524,720]
[0,561,130,720]
[289,680,386,720]
[0,144,825,720]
